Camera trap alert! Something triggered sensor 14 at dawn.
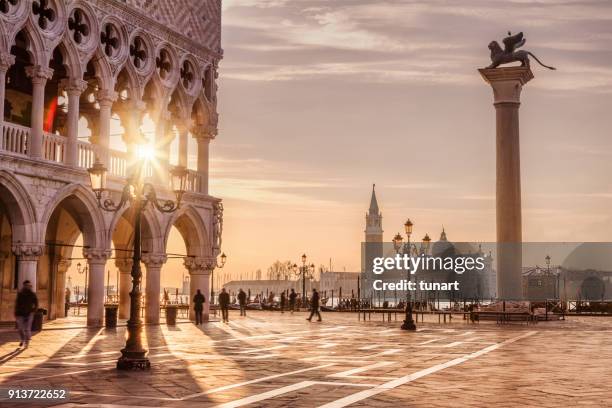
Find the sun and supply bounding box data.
[136,144,157,162]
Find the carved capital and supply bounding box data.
[115,257,134,274]
[57,259,72,274]
[12,243,44,261]
[479,67,533,105]
[0,53,15,72]
[184,256,215,274]
[142,253,167,268]
[97,89,118,107]
[26,65,54,83]
[192,124,217,140]
[61,78,88,96]
[83,248,112,265]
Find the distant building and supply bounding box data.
[222,279,317,299]
[319,271,359,298]
[360,185,496,301]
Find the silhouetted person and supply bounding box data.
[64,287,71,317]
[218,288,230,323]
[193,289,206,325]
[15,280,38,347]
[280,291,286,313]
[238,289,247,316]
[307,288,321,322]
[289,289,297,313]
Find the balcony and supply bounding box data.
[0,122,203,193]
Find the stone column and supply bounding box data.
[84,248,110,327]
[12,244,43,290]
[117,98,146,158]
[96,89,118,167]
[25,66,54,159]
[185,257,212,322]
[177,119,192,168]
[142,253,167,324]
[62,79,88,167]
[193,125,215,194]
[116,257,133,319]
[55,259,71,318]
[480,67,533,300]
[0,53,15,132]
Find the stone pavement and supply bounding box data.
[0,311,610,407]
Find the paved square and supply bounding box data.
[0,312,610,407]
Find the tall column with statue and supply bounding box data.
[479,31,555,300]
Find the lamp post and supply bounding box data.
[76,262,88,303]
[210,252,227,304]
[392,219,431,331]
[87,150,188,370]
[292,254,315,304]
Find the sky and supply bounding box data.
[67,0,612,290]
[201,0,612,284]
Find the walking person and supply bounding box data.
[218,287,230,323]
[193,289,205,325]
[280,291,286,313]
[15,280,38,347]
[289,289,297,313]
[64,287,71,317]
[238,288,247,317]
[306,288,322,322]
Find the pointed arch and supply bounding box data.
[109,204,164,256]
[40,184,107,250]
[0,171,37,244]
[163,205,210,257]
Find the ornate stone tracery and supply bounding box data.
[0,0,224,325]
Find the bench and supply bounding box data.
[470,311,536,324]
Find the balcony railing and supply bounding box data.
[1,122,29,157]
[0,122,203,194]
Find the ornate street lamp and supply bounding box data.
[394,218,429,331]
[292,254,315,303]
[76,262,88,303]
[87,152,187,370]
[210,252,227,303]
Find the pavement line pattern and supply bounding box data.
[317,331,537,408]
[329,361,395,378]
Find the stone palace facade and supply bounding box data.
[0,0,223,325]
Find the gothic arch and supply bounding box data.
[54,37,83,80]
[87,49,115,94]
[40,184,106,250]
[0,171,37,244]
[109,204,164,255]
[13,23,45,66]
[164,205,210,257]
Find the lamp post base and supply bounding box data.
[401,304,416,331]
[401,318,416,331]
[117,349,150,370]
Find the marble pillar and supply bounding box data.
[185,257,212,322]
[84,249,110,327]
[193,125,215,194]
[116,258,133,319]
[12,244,43,290]
[480,66,533,300]
[63,79,88,167]
[96,89,118,167]
[143,254,167,324]
[177,119,192,168]
[25,66,53,159]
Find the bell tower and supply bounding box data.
[365,184,383,242]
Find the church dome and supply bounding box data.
[431,228,478,257]
[562,243,612,272]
